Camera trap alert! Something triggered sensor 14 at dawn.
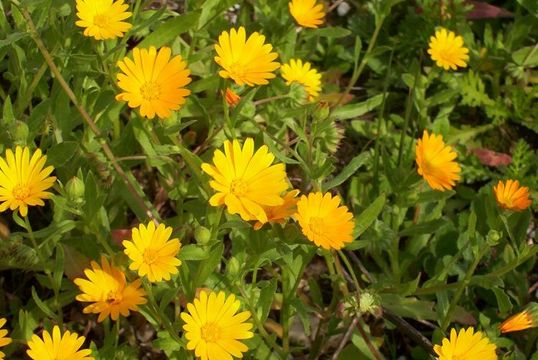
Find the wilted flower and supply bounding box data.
[281,59,322,101]
[180,291,253,360]
[27,326,93,360]
[214,27,280,86]
[75,0,132,40]
[500,302,538,333]
[201,138,288,223]
[123,222,182,282]
[74,256,147,322]
[295,192,354,250]
[116,46,192,119]
[415,130,461,191]
[493,180,531,211]
[0,146,56,217]
[223,88,241,107]
[433,327,496,360]
[428,28,469,70]
[289,0,325,28]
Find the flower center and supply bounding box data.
[309,217,325,237]
[140,82,161,101]
[200,322,221,343]
[12,185,30,201]
[230,179,248,197]
[105,290,123,305]
[229,62,247,79]
[93,14,110,28]
[143,248,159,265]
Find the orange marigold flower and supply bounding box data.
[500,303,538,333]
[223,88,241,107]
[289,0,325,28]
[433,327,496,360]
[493,180,531,211]
[295,192,354,250]
[254,189,300,230]
[74,256,147,322]
[415,130,461,191]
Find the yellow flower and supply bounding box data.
[123,222,182,282]
[0,146,56,217]
[223,88,241,107]
[75,0,132,40]
[415,130,460,191]
[427,28,469,70]
[180,290,253,360]
[116,46,192,119]
[26,326,93,360]
[289,0,325,28]
[295,192,354,250]
[281,59,322,100]
[433,327,497,360]
[0,318,12,360]
[74,256,147,322]
[254,189,300,230]
[493,180,531,211]
[500,303,538,333]
[214,27,280,86]
[201,138,288,223]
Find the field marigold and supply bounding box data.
[289,0,325,28]
[427,28,469,70]
[493,180,531,211]
[254,189,300,230]
[75,0,132,40]
[123,222,182,282]
[223,88,241,107]
[500,303,538,333]
[281,59,322,100]
[0,318,11,360]
[201,138,288,223]
[433,327,496,360]
[116,46,192,119]
[214,27,280,86]
[26,326,93,360]
[415,130,460,191]
[295,192,354,250]
[181,290,254,360]
[0,146,56,217]
[74,256,147,322]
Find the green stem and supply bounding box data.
[440,245,488,331]
[337,251,361,296]
[24,216,62,325]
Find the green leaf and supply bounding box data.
[331,94,385,120]
[2,96,15,125]
[46,142,78,167]
[138,11,201,48]
[53,244,64,291]
[354,194,386,238]
[194,244,223,287]
[0,32,28,49]
[179,244,209,261]
[257,279,277,323]
[399,219,447,237]
[512,45,538,67]
[322,152,369,191]
[31,286,56,319]
[492,288,512,314]
[307,26,352,38]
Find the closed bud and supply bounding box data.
[194,226,211,245]
[12,121,29,144]
[486,229,502,246]
[227,257,240,277]
[66,176,85,205]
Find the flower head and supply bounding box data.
[254,189,300,230]
[116,46,192,119]
[428,28,469,70]
[26,326,93,360]
[201,138,288,223]
[0,146,56,217]
[433,327,496,360]
[0,318,12,360]
[181,291,253,360]
[295,192,354,250]
[493,180,531,211]
[215,27,280,86]
[75,0,132,40]
[123,222,182,282]
[74,256,147,322]
[415,130,461,191]
[223,88,241,107]
[289,0,325,28]
[500,302,538,333]
[281,59,322,101]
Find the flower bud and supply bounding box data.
[12,121,29,144]
[66,176,85,206]
[227,257,240,277]
[194,226,211,245]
